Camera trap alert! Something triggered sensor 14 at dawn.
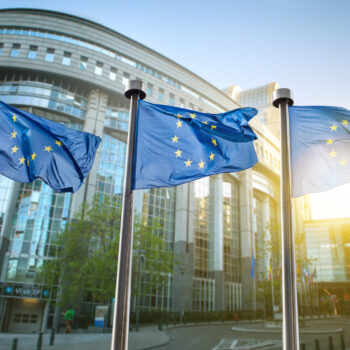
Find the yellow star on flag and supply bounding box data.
[175,149,182,158]
[11,145,19,154]
[176,120,182,128]
[326,138,334,145]
[212,138,217,146]
[12,114,17,122]
[27,160,29,166]
[172,135,179,143]
[19,156,25,164]
[342,120,349,127]
[44,146,53,152]
[185,159,192,167]
[31,152,37,160]
[11,131,17,138]
[340,159,347,166]
[190,113,196,119]
[198,160,205,169]
[55,140,62,147]
[330,124,338,131]
[329,150,337,158]
[202,121,209,125]
[209,152,215,161]
[211,125,217,130]
[176,113,182,119]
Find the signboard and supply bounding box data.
[94,305,108,328]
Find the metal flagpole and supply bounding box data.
[272,88,299,350]
[111,80,146,350]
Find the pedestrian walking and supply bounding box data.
[65,306,75,333]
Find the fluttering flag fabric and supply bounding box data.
[289,106,350,197]
[132,100,258,189]
[0,101,101,192]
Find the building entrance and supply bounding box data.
[7,299,44,333]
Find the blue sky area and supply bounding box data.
[2,0,350,108]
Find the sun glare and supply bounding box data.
[309,183,350,220]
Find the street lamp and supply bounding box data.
[180,265,185,321]
[135,252,145,331]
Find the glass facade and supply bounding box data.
[0,81,86,119]
[5,181,71,284]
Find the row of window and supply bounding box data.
[4,42,206,109]
[0,27,224,112]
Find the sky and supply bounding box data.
[2,0,350,218]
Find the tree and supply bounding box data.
[40,195,175,309]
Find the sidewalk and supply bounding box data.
[0,326,169,350]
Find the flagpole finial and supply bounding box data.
[272,88,294,108]
[125,80,146,100]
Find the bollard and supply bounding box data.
[11,338,18,350]
[50,328,55,346]
[328,336,334,350]
[36,332,43,350]
[340,333,346,350]
[315,339,320,350]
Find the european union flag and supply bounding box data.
[132,100,258,189]
[0,101,101,192]
[290,106,350,197]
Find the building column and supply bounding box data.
[0,181,21,281]
[172,182,194,312]
[239,170,255,310]
[209,174,224,311]
[70,89,108,218]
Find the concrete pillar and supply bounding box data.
[70,89,108,217]
[209,174,224,311]
[239,170,255,310]
[41,301,50,332]
[172,182,194,312]
[260,196,271,279]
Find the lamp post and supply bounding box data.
[135,253,145,331]
[180,265,185,321]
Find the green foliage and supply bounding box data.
[40,195,174,308]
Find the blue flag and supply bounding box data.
[290,106,350,197]
[132,100,258,189]
[0,101,101,192]
[250,254,255,279]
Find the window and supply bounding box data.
[45,48,55,62]
[10,43,20,57]
[158,88,164,101]
[109,67,117,81]
[62,51,72,66]
[0,43,3,56]
[79,56,88,70]
[146,83,153,97]
[169,93,175,106]
[122,73,130,87]
[27,45,38,59]
[95,61,103,75]
[179,98,185,108]
[189,103,194,110]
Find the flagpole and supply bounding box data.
[111,80,146,350]
[273,89,299,350]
